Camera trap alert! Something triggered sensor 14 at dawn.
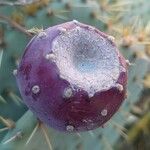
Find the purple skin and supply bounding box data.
[16,21,128,132]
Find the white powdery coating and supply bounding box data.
[51,27,120,97]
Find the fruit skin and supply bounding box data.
[0,1,150,150]
[16,21,128,132]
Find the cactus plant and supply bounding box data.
[0,0,150,150]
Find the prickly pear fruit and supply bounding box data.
[16,21,128,132]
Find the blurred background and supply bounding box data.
[0,0,150,150]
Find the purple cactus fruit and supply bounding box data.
[16,20,128,132]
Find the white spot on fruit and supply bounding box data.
[66,125,74,131]
[38,32,47,39]
[115,83,123,92]
[101,109,108,116]
[45,53,56,61]
[126,59,131,67]
[88,92,94,98]
[73,20,79,24]
[108,35,115,42]
[63,87,73,99]
[13,69,18,76]
[32,85,40,94]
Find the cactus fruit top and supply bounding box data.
[16,21,128,132]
